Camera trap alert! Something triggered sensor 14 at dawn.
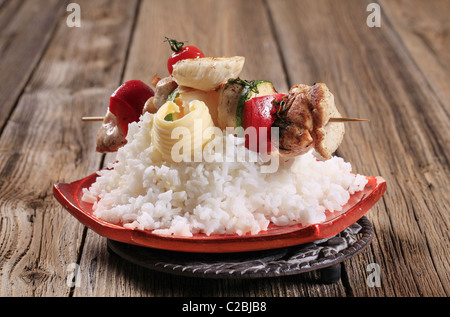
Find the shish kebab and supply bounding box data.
[84,39,368,159]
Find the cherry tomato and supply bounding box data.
[165,37,205,75]
[243,94,286,153]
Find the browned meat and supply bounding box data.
[142,76,178,115]
[151,76,178,111]
[272,118,314,156]
[96,109,127,153]
[273,83,345,159]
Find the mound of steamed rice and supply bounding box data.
[82,112,368,237]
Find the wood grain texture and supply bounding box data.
[0,0,139,296]
[0,0,448,297]
[381,0,450,109]
[0,0,66,129]
[268,0,449,296]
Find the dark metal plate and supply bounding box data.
[106,217,373,282]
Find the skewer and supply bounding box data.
[82,116,104,122]
[81,116,370,123]
[329,117,370,123]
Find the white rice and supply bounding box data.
[82,112,368,237]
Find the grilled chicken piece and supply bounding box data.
[274,83,344,159]
[142,96,157,114]
[96,109,127,153]
[141,76,178,114]
[151,76,178,111]
[272,118,314,156]
[313,96,345,159]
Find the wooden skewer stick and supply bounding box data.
[328,117,370,123]
[81,116,105,122]
[82,116,370,123]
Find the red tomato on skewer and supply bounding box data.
[111,80,154,116]
[109,97,138,136]
[243,94,286,153]
[165,37,205,75]
[109,80,154,136]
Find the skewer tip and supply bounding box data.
[81,116,104,122]
[329,117,370,123]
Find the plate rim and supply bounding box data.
[53,171,386,253]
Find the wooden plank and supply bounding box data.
[380,0,450,109]
[267,0,449,296]
[377,0,450,297]
[120,0,288,92]
[74,0,351,297]
[0,0,66,130]
[0,0,139,296]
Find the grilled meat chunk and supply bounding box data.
[96,109,127,153]
[151,76,178,111]
[273,83,344,159]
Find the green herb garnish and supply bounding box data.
[272,95,290,120]
[164,37,185,53]
[164,113,174,121]
[227,78,259,94]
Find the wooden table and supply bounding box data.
[0,0,448,298]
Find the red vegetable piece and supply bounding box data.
[166,38,205,75]
[109,96,139,136]
[111,80,154,116]
[243,94,286,153]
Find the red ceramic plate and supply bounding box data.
[53,172,386,253]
